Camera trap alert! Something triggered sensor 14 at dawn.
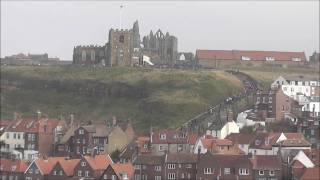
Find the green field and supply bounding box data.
[1,66,243,132]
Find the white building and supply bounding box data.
[236,110,265,129]
[208,120,240,139]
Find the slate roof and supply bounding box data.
[166,153,197,163]
[134,155,165,165]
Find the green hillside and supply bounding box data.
[1,66,243,132]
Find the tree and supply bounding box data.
[111,149,121,162]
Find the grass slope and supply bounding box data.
[1,66,243,132]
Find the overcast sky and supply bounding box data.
[1,1,319,60]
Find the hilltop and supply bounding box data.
[1,66,243,132]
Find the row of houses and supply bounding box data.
[1,154,134,180]
[195,50,310,68]
[0,113,135,160]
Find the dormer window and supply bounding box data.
[241,56,251,61]
[255,139,261,146]
[292,57,301,61]
[266,57,275,61]
[160,134,166,140]
[79,129,84,135]
[81,161,86,166]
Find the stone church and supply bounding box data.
[72,21,180,67]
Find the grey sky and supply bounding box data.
[1,1,319,60]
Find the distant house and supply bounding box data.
[225,133,256,155]
[207,120,240,139]
[73,154,113,179]
[0,158,28,180]
[248,132,311,156]
[54,119,134,157]
[47,158,80,180]
[251,155,282,180]
[133,153,197,180]
[0,114,62,160]
[150,129,190,155]
[193,135,243,155]
[99,163,134,180]
[196,49,307,69]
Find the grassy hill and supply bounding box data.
[1,66,243,132]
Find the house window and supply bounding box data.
[59,171,63,176]
[168,173,175,179]
[17,134,20,139]
[269,170,275,176]
[81,162,87,166]
[6,133,9,139]
[257,97,260,103]
[85,171,89,177]
[181,173,184,179]
[119,35,125,43]
[241,56,251,61]
[112,175,116,180]
[83,139,86,144]
[53,170,57,175]
[311,129,315,136]
[79,129,84,134]
[77,147,80,154]
[91,50,95,61]
[159,145,165,151]
[77,139,81,144]
[259,170,264,175]
[262,97,266,103]
[224,168,230,175]
[239,168,249,175]
[204,168,213,174]
[134,165,141,170]
[269,97,272,103]
[185,164,192,168]
[155,166,161,171]
[168,164,175,169]
[78,170,82,177]
[292,57,301,61]
[266,57,275,61]
[155,176,161,180]
[82,51,86,61]
[13,133,16,139]
[103,174,107,179]
[160,134,166,140]
[35,169,39,174]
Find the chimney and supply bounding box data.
[197,148,201,162]
[36,110,42,120]
[112,116,117,127]
[70,114,74,126]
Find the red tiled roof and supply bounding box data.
[35,157,66,175]
[111,163,134,180]
[304,149,320,167]
[83,154,113,171]
[0,158,28,173]
[196,49,307,62]
[300,167,320,180]
[5,118,60,133]
[58,158,80,176]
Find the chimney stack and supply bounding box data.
[112,116,117,127]
[70,114,74,126]
[36,110,42,120]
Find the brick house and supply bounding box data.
[133,154,165,180]
[55,121,134,157]
[73,154,113,179]
[251,155,282,180]
[197,152,253,180]
[254,88,292,122]
[24,157,66,180]
[0,158,28,180]
[150,129,190,155]
[99,163,134,180]
[165,153,197,180]
[47,158,80,180]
